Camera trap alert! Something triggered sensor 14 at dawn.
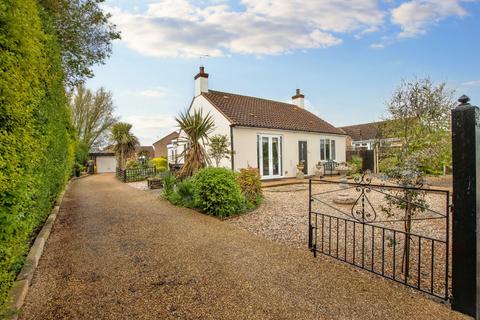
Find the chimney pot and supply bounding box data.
[292,88,305,108]
[194,66,209,96]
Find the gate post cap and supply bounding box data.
[458,95,470,104]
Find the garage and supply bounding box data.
[96,156,117,173]
[90,151,117,173]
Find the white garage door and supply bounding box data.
[96,156,117,173]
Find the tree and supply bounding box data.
[380,164,428,277]
[69,83,118,151]
[208,134,231,167]
[377,78,455,277]
[111,122,139,168]
[39,0,121,86]
[378,78,455,175]
[176,109,215,177]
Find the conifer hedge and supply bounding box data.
[0,0,74,312]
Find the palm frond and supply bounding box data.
[175,109,215,177]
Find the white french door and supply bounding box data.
[258,135,282,179]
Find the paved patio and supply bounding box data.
[20,174,467,319]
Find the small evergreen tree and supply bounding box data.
[208,134,231,167]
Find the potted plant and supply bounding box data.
[296,160,305,172]
[73,163,82,177]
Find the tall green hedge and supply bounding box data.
[0,0,74,313]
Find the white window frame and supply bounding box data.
[320,138,336,161]
[257,134,283,179]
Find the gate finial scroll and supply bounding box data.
[351,172,377,223]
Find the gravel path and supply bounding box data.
[20,174,467,320]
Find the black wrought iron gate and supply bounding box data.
[308,175,451,300]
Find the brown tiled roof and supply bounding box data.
[340,121,386,141]
[201,90,345,135]
[153,131,179,146]
[135,146,155,158]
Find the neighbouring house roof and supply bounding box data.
[136,146,155,158]
[340,121,386,141]
[153,131,179,146]
[153,131,180,158]
[201,90,345,135]
[89,146,115,156]
[89,151,115,157]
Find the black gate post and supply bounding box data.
[451,95,480,317]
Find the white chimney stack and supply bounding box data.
[194,66,208,96]
[292,88,305,108]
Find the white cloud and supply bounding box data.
[123,115,177,145]
[391,0,468,38]
[106,0,386,57]
[127,87,168,98]
[369,43,386,49]
[461,80,480,88]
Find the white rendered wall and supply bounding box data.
[232,126,346,178]
[188,95,232,168]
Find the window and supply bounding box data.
[320,139,336,161]
[320,140,325,160]
[331,140,336,160]
[325,139,330,160]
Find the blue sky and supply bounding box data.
[88,0,480,145]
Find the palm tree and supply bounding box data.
[176,109,215,177]
[111,122,139,168]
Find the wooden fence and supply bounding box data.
[116,167,156,182]
[346,149,377,173]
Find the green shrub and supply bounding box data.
[125,158,142,169]
[192,167,246,217]
[379,156,399,173]
[149,157,167,171]
[236,167,263,207]
[167,178,195,208]
[348,156,363,174]
[75,140,90,166]
[0,0,74,313]
[162,171,176,198]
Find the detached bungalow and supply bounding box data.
[169,67,347,179]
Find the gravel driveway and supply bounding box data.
[20,174,467,320]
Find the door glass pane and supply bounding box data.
[320,139,325,160]
[272,137,279,175]
[325,139,330,160]
[262,137,269,176]
[279,137,283,174]
[331,140,336,160]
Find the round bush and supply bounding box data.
[192,167,246,217]
[149,157,167,171]
[125,158,142,169]
[236,167,263,207]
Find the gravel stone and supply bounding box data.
[20,174,467,320]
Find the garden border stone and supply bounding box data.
[6,178,73,319]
